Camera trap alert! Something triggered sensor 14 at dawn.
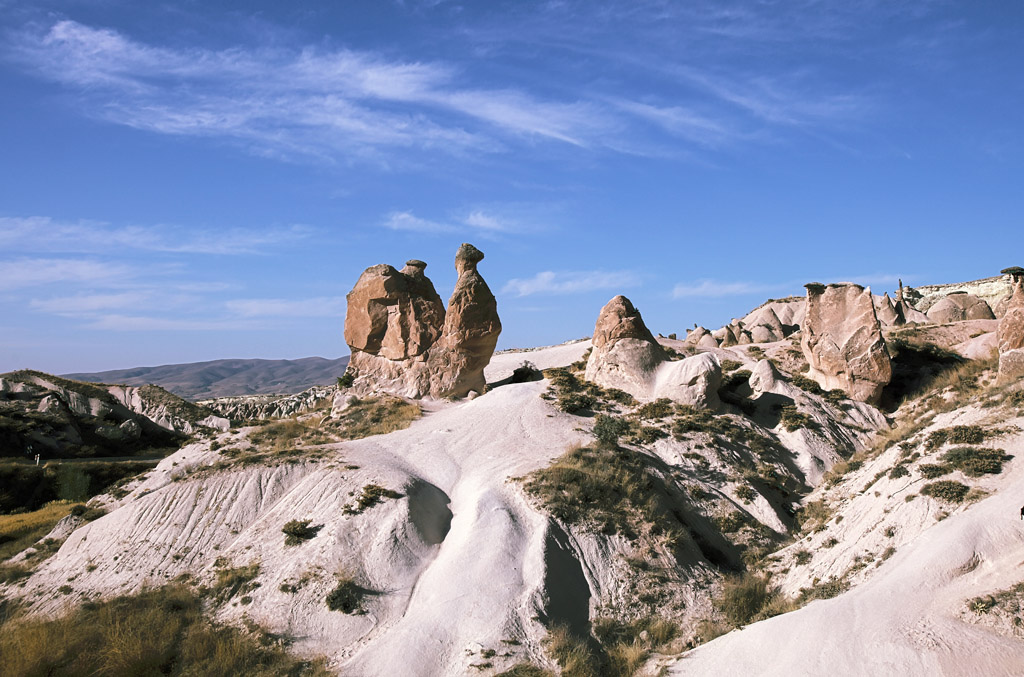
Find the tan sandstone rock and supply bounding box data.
[998,269,1024,383]
[926,292,995,324]
[801,283,892,404]
[344,244,501,398]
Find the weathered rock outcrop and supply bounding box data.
[926,292,995,324]
[344,244,501,399]
[997,268,1024,383]
[586,295,721,405]
[801,283,892,404]
[873,293,905,327]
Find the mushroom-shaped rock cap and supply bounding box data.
[592,295,658,348]
[455,243,485,275]
[1002,266,1024,280]
[401,259,428,276]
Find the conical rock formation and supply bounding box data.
[585,295,721,406]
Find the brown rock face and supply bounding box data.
[926,293,995,324]
[998,274,1024,383]
[344,244,501,398]
[592,295,660,348]
[801,283,892,404]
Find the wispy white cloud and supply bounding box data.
[672,279,779,299]
[0,258,137,290]
[5,20,614,161]
[383,211,457,233]
[0,216,313,255]
[225,296,347,318]
[29,291,151,315]
[81,314,256,331]
[503,270,641,297]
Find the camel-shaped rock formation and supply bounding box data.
[344,244,501,398]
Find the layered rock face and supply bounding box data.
[800,283,892,404]
[998,270,1024,383]
[344,244,501,398]
[925,292,994,323]
[586,295,720,406]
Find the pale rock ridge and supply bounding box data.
[997,268,1024,383]
[800,283,892,404]
[903,275,1014,317]
[345,244,501,399]
[586,295,721,406]
[926,292,995,323]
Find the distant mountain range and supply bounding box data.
[64,356,350,401]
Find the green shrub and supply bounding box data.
[344,484,403,514]
[511,361,541,383]
[918,463,950,479]
[213,563,260,603]
[734,485,756,504]
[325,574,363,614]
[635,398,674,420]
[940,447,1011,477]
[888,465,909,479]
[779,405,815,432]
[926,425,985,450]
[720,359,743,373]
[593,415,629,448]
[715,511,746,533]
[557,391,597,414]
[337,370,355,388]
[281,519,320,546]
[794,549,811,565]
[920,480,970,503]
[789,373,824,395]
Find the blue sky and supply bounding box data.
[1,0,1022,374]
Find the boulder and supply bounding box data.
[585,295,721,406]
[926,293,995,324]
[800,283,892,404]
[998,270,1024,383]
[345,244,501,399]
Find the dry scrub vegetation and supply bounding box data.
[0,585,329,677]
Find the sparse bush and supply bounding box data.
[734,485,756,504]
[522,444,689,544]
[888,464,910,479]
[789,373,825,395]
[918,463,950,479]
[635,398,674,420]
[926,425,985,450]
[337,370,355,388]
[794,549,811,565]
[779,405,816,432]
[511,361,541,383]
[557,391,597,414]
[593,415,629,448]
[344,484,403,514]
[720,359,743,373]
[213,562,260,603]
[594,616,678,676]
[796,500,832,532]
[715,511,746,533]
[920,480,970,503]
[543,624,600,677]
[717,574,772,626]
[940,447,1011,477]
[281,519,320,546]
[326,573,363,614]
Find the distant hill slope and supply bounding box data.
[64,356,350,401]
